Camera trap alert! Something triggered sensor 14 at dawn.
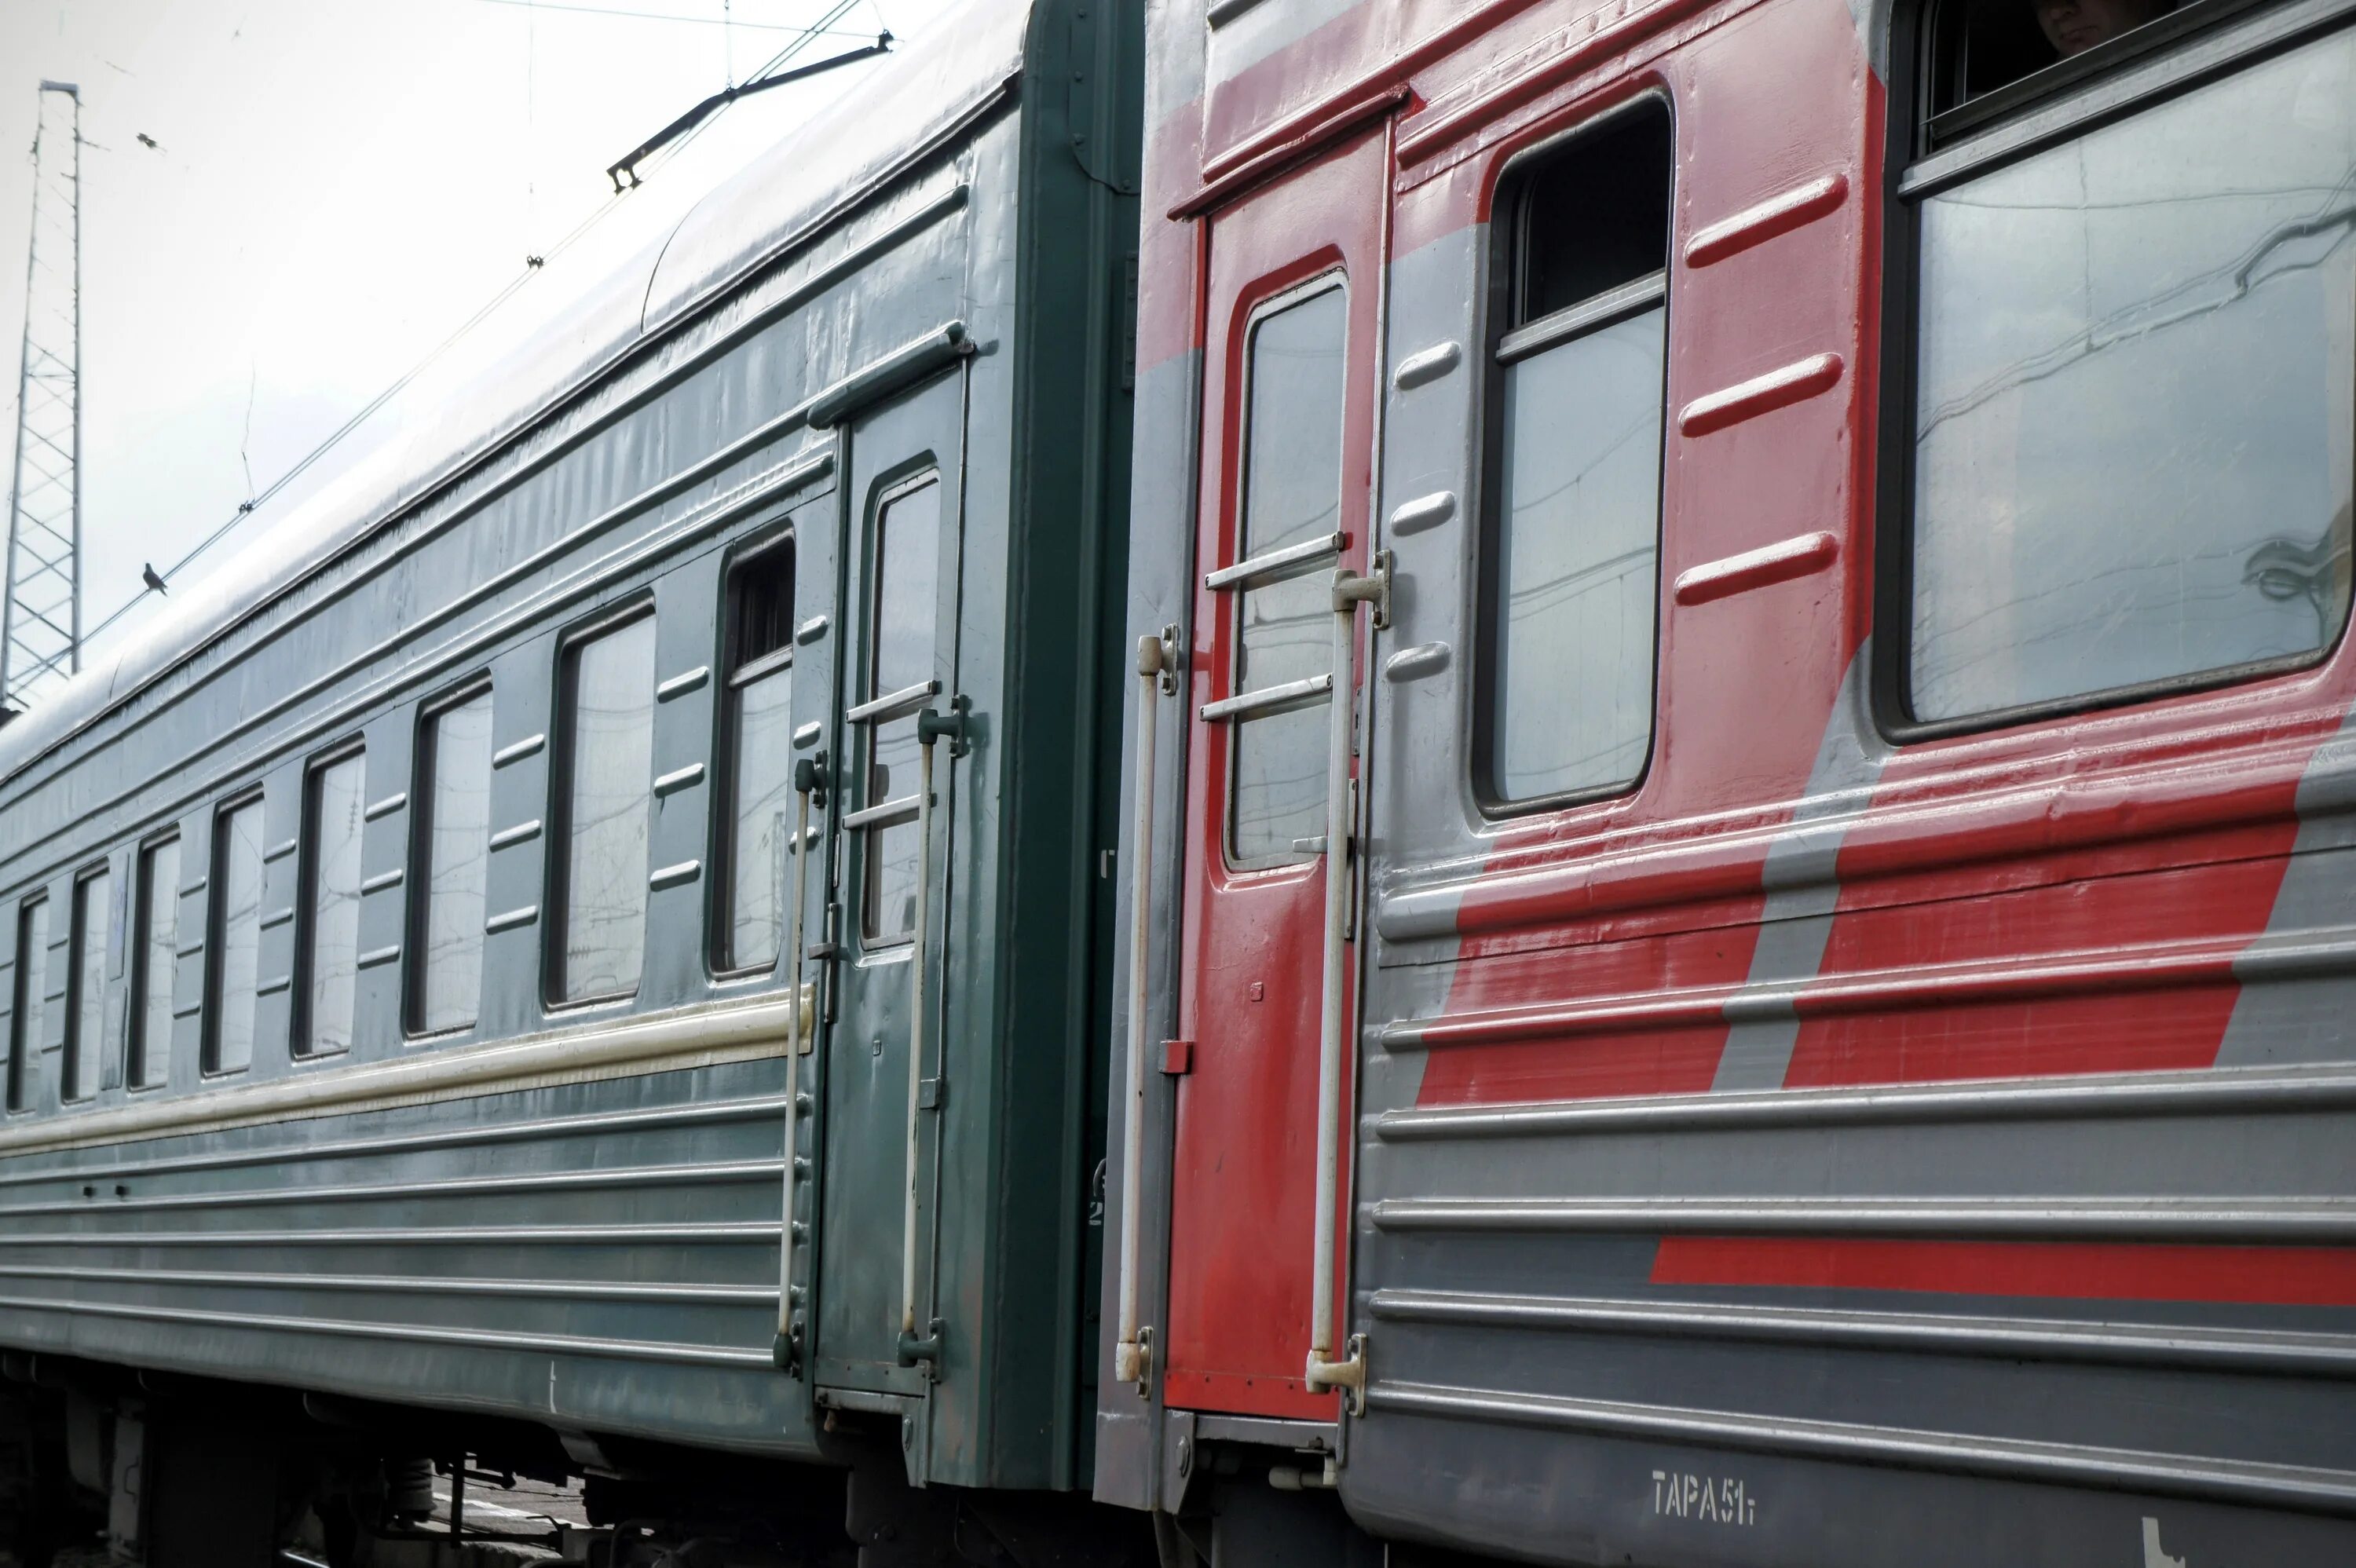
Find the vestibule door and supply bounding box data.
[814,371,966,1399]
[1163,125,1388,1419]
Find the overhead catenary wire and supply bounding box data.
[473,0,881,36]
[76,0,893,656]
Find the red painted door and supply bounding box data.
[1164,126,1386,1419]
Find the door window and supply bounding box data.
[1228,283,1348,866]
[862,476,942,945]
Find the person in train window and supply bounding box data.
[2032,0,2167,55]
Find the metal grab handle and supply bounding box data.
[775,759,820,1374]
[1114,633,1169,1387]
[897,701,964,1367]
[1304,561,1385,1412]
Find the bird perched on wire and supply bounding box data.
[141,563,167,596]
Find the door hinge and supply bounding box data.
[1160,1038,1193,1075]
[917,1076,949,1110]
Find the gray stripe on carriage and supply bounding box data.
[0,1291,774,1369]
[0,1219,777,1248]
[0,1091,787,1189]
[1714,645,1887,1091]
[0,1154,782,1219]
[1367,1287,2356,1376]
[0,1263,777,1305]
[2217,704,2356,1069]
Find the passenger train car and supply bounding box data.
[4,0,2354,1562]
[1097,0,2356,1563]
[0,0,1143,1559]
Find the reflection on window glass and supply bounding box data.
[1910,32,2356,722]
[208,799,265,1074]
[416,690,492,1033]
[1927,0,2176,116]
[132,839,178,1089]
[64,870,108,1102]
[726,543,796,971]
[8,898,46,1111]
[1493,311,1666,799]
[1230,286,1346,865]
[560,616,656,1001]
[303,751,365,1055]
[865,479,941,945]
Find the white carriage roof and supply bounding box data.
[0,0,1030,786]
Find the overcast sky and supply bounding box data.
[0,0,948,696]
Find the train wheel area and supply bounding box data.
[0,1360,1182,1568]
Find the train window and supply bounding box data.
[1478,103,1670,808]
[63,868,108,1102]
[1896,7,2356,727]
[412,687,493,1035]
[1921,0,2191,129]
[129,837,177,1089]
[298,748,365,1056]
[8,896,48,1111]
[206,797,265,1075]
[862,476,941,945]
[554,612,657,1003]
[1228,283,1347,867]
[720,539,796,973]
[5,899,47,1106]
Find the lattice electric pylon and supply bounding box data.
[2,81,82,715]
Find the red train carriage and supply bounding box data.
[1101,0,2356,1562]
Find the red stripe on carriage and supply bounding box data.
[1650,1237,2356,1307]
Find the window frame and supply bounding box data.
[1873,0,2356,743]
[127,832,179,1093]
[712,524,798,980]
[857,466,946,949]
[62,861,110,1104]
[294,737,367,1058]
[203,788,268,1078]
[7,893,48,1114]
[1471,90,1675,818]
[406,676,495,1039]
[1220,270,1352,873]
[544,599,659,1010]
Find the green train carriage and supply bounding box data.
[0,0,1141,1553]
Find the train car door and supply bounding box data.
[1164,125,1388,1419]
[814,370,966,1405]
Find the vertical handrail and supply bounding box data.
[1305,563,1385,1411]
[894,700,963,1367]
[774,767,817,1373]
[1113,633,1167,1387]
[900,731,938,1349]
